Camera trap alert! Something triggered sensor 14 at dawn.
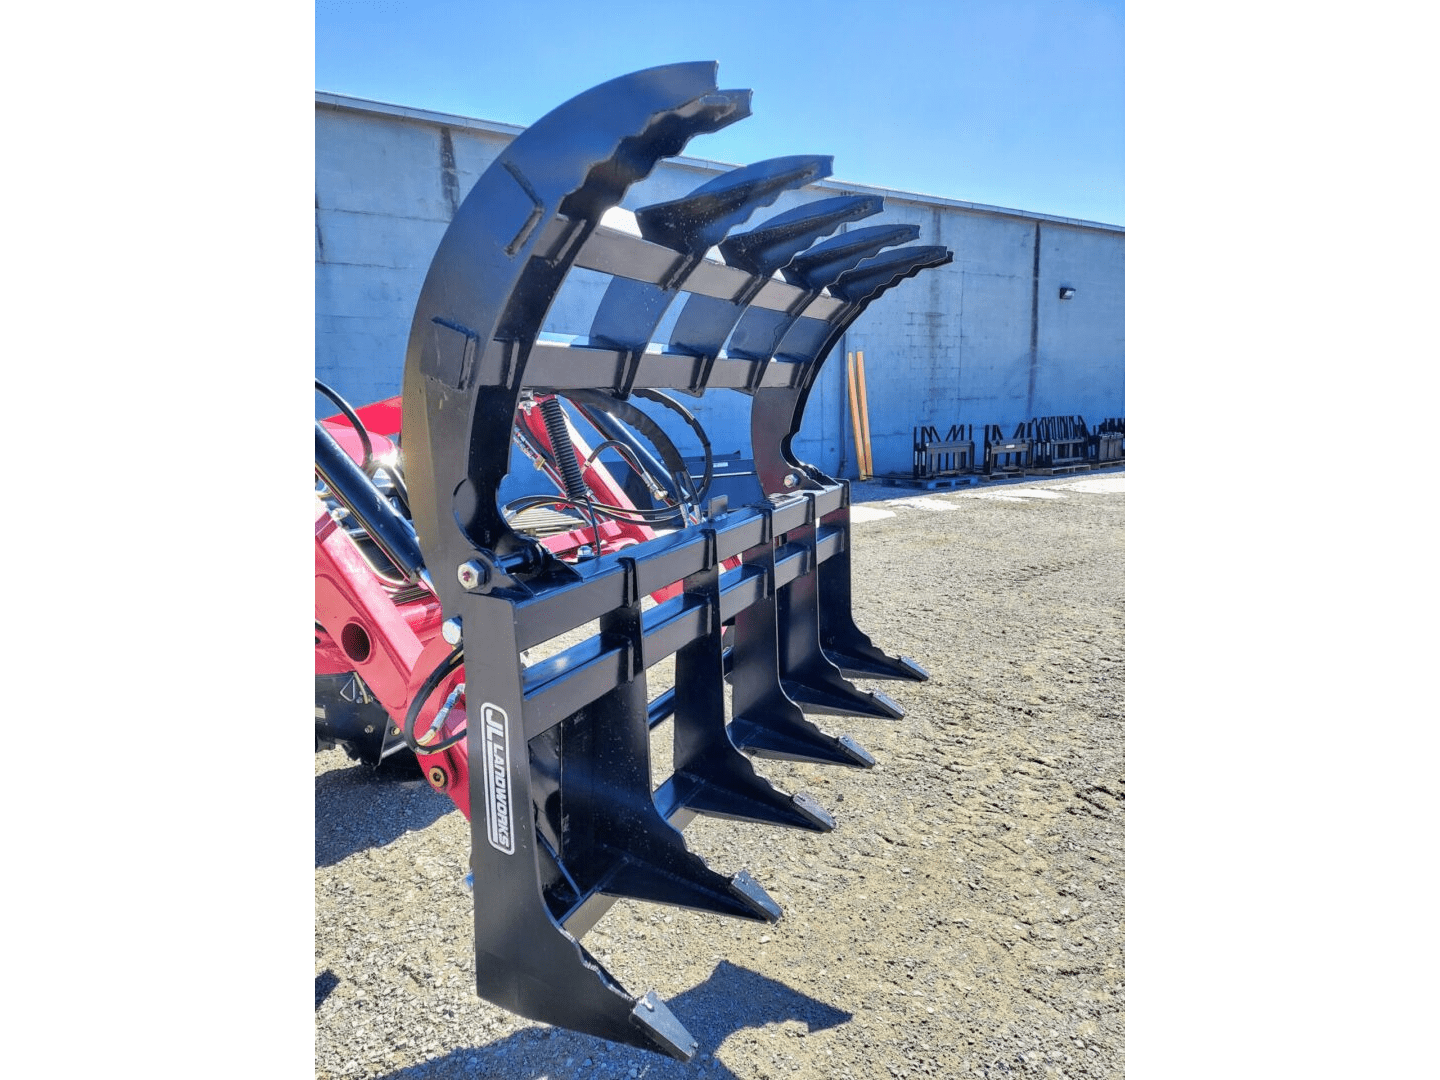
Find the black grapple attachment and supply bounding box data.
[399,62,952,1060]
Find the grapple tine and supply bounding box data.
[723,507,878,769]
[586,156,833,369]
[729,714,879,768]
[601,860,782,922]
[823,609,933,682]
[724,225,922,363]
[630,993,702,1062]
[829,245,956,303]
[748,244,954,687]
[659,532,837,832]
[782,675,908,720]
[390,62,953,1059]
[780,222,923,289]
[767,493,912,723]
[667,194,883,367]
[635,154,834,254]
[538,590,786,925]
[534,652,784,924]
[718,193,884,274]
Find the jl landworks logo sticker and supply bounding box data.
[480,703,514,854]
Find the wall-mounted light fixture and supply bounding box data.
[1059,286,1076,300]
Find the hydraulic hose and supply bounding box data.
[315,421,430,588]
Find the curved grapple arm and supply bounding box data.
[399,62,951,1059]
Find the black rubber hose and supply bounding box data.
[632,388,712,506]
[503,492,685,527]
[559,389,711,507]
[403,646,467,756]
[314,379,375,473]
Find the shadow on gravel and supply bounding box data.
[367,960,852,1079]
[315,763,457,868]
[316,970,340,1010]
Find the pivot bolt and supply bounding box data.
[441,617,462,645]
[457,560,490,591]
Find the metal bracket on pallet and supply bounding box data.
[1027,415,1091,473]
[913,423,975,480]
[984,423,1032,476]
[1092,417,1124,464]
[398,63,950,1059]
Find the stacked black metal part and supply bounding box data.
[399,63,952,1060]
[1025,415,1090,470]
[913,423,976,479]
[985,423,1033,474]
[1093,416,1125,463]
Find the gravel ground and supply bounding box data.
[316,469,1125,1080]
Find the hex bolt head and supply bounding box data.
[457,560,489,591]
[441,617,462,645]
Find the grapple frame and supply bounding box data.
[393,62,952,1059]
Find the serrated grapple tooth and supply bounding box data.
[635,154,833,255]
[719,193,884,274]
[587,156,834,371]
[667,194,883,363]
[780,222,922,288]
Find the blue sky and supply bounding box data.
[316,0,1124,225]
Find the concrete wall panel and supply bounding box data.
[1035,224,1125,422]
[317,111,450,220]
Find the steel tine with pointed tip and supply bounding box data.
[780,223,923,289]
[666,195,883,373]
[586,156,832,369]
[753,244,954,688]
[726,223,921,364]
[719,193,883,273]
[656,523,838,831]
[723,498,881,768]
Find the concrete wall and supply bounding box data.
[316,94,1124,479]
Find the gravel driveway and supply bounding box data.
[316,469,1125,1079]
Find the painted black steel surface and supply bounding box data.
[398,62,951,1059]
[1025,415,1090,470]
[913,424,976,479]
[315,421,429,586]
